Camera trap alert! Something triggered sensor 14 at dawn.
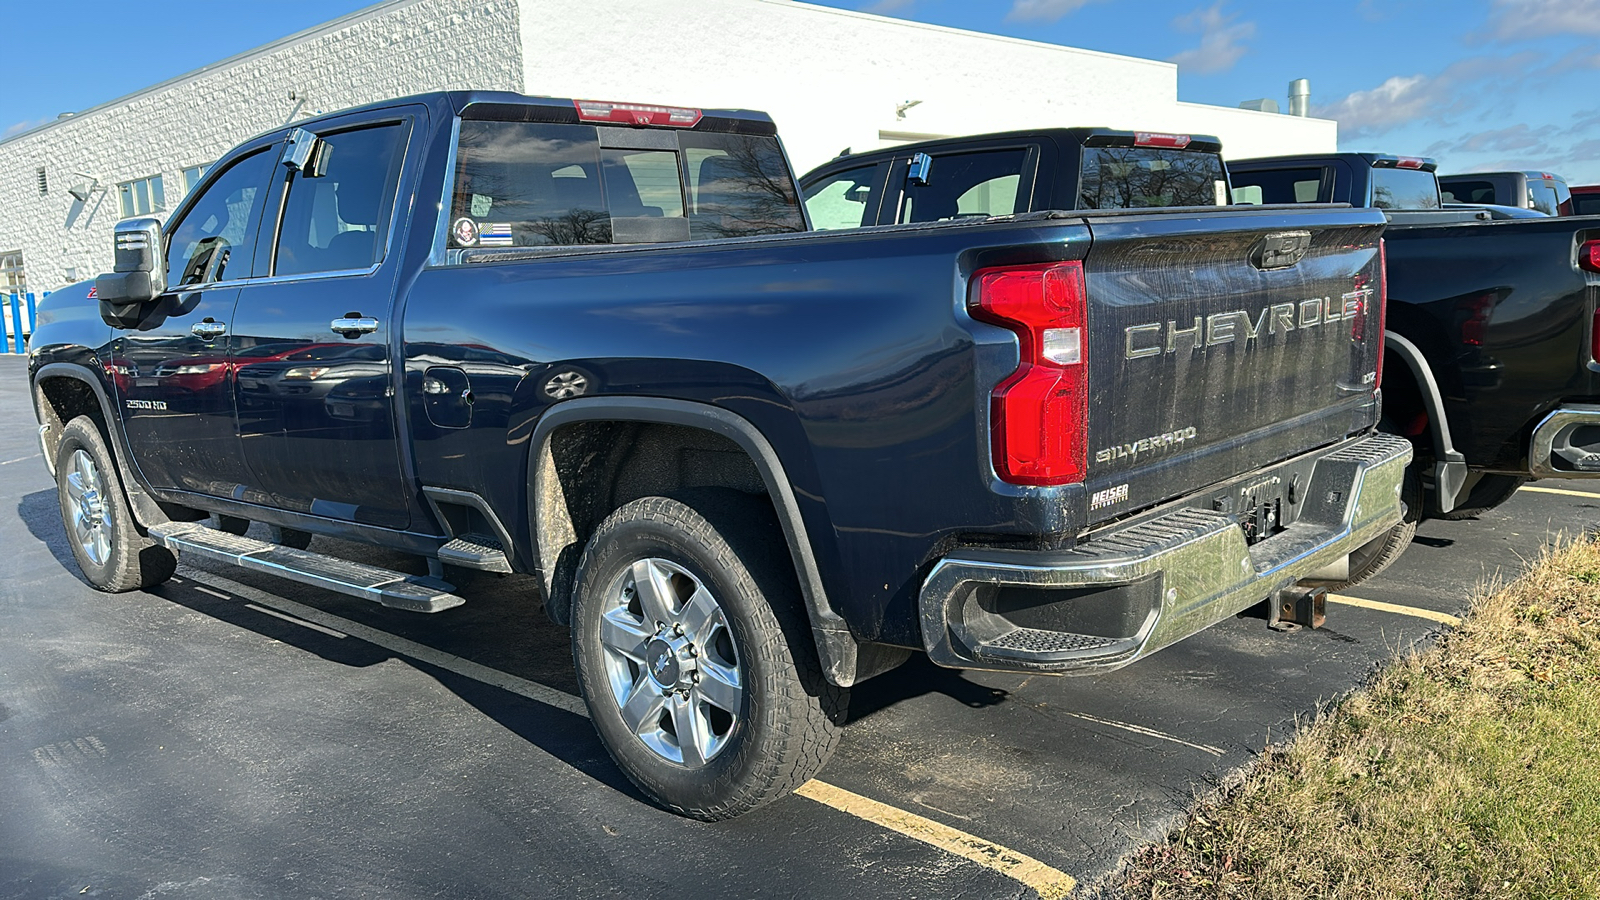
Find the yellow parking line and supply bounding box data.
[1520,485,1600,500]
[795,780,1077,898]
[1326,593,1461,627]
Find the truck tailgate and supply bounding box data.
[1080,207,1388,525]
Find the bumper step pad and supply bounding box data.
[148,522,465,613]
[437,533,512,573]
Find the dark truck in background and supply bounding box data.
[1440,170,1575,216]
[1229,152,1600,536]
[801,128,1231,229]
[30,93,1405,820]
[1573,185,1600,217]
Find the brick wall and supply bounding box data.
[0,0,521,294]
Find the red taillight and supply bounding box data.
[573,100,702,127]
[1580,240,1600,274]
[1134,132,1191,149]
[1591,306,1600,365]
[1395,157,1426,170]
[1585,241,1600,362]
[1375,240,1388,389]
[970,262,1088,486]
[1458,293,1495,346]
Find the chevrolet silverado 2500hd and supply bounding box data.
[800,130,1418,589]
[30,93,1406,820]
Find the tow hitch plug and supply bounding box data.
[1267,586,1327,632]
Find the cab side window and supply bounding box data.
[803,164,886,230]
[273,124,407,276]
[898,150,1028,224]
[163,149,276,287]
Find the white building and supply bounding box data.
[0,0,1336,296]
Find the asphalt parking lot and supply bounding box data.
[5,352,1598,899]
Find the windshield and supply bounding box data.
[1078,147,1228,209]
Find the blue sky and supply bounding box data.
[4,0,1598,182]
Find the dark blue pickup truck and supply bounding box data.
[29,92,1406,819]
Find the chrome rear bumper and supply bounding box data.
[919,432,1412,673]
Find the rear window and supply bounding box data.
[448,121,803,249]
[1441,179,1495,205]
[1078,147,1227,209]
[1371,168,1440,209]
[1527,180,1561,216]
[1229,167,1325,205]
[1573,194,1600,216]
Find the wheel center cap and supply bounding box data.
[645,638,681,688]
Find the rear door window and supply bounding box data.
[803,163,889,230]
[272,123,408,276]
[1079,147,1227,209]
[1226,166,1326,205]
[898,149,1029,224]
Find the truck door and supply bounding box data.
[227,112,418,530]
[112,143,279,496]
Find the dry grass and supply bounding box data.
[1116,538,1600,900]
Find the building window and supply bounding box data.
[181,164,211,196]
[0,251,25,296]
[118,174,165,218]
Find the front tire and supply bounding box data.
[54,416,176,592]
[571,493,845,820]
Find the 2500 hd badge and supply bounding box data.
[125,399,168,411]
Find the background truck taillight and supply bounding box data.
[969,262,1088,485]
[1583,240,1600,362]
[1376,239,1388,389]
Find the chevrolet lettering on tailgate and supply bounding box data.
[1124,288,1375,360]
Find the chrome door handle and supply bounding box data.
[190,319,226,339]
[331,316,379,338]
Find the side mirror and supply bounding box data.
[95,217,166,306]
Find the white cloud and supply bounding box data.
[1,118,50,140]
[1482,0,1600,41]
[1006,0,1101,23]
[1312,52,1540,138]
[1168,3,1256,75]
[1425,123,1559,156]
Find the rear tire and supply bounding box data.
[570,493,845,820]
[54,416,176,592]
[1437,473,1528,520]
[1324,467,1421,591]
